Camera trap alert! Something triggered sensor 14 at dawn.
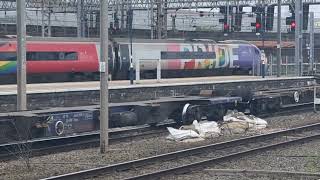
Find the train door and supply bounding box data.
[116,43,130,79]
[216,46,229,69]
[112,44,119,79]
[229,46,240,69]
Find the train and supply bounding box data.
[0,37,261,83]
[0,84,314,140]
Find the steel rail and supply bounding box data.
[42,122,320,180]
[126,133,320,180]
[203,169,320,179]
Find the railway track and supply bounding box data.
[0,122,175,161]
[203,169,320,179]
[43,122,320,180]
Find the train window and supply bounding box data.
[0,52,78,61]
[58,52,65,60]
[64,52,78,60]
[0,52,17,61]
[161,51,216,59]
[27,52,78,61]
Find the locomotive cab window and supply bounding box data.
[0,52,78,61]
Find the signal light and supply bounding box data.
[286,16,296,33]
[255,22,262,33]
[290,21,296,31]
[224,23,229,30]
[255,22,261,29]
[223,23,229,33]
[254,13,263,34]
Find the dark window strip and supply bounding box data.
[0,52,78,61]
[161,51,216,59]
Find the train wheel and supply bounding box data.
[181,104,201,125]
[55,121,65,136]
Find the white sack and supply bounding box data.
[193,120,221,138]
[221,121,250,134]
[166,127,200,141]
[223,110,268,131]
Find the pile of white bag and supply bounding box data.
[167,110,268,142]
[222,110,268,131]
[166,120,221,142]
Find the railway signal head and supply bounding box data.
[286,16,295,33]
[223,23,229,36]
[255,22,261,32]
[290,21,296,32]
[251,20,262,35]
[224,23,229,32]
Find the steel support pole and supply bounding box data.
[163,0,168,38]
[150,0,154,39]
[136,58,140,82]
[314,84,317,112]
[48,11,51,37]
[77,0,82,37]
[41,0,45,37]
[100,0,109,153]
[299,2,303,75]
[277,0,281,77]
[17,0,27,111]
[310,12,315,74]
[157,59,161,82]
[120,0,125,31]
[128,7,134,85]
[227,0,230,32]
[171,15,176,32]
[157,0,162,39]
[295,0,302,76]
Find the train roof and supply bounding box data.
[0,36,294,48]
[0,36,244,44]
[113,38,219,44]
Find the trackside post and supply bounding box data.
[261,50,266,78]
[100,0,109,153]
[314,81,320,112]
[157,59,161,82]
[17,0,27,111]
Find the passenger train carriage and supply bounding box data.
[0,38,261,83]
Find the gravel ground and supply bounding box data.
[1,111,320,180]
[167,138,320,180]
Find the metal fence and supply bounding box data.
[267,55,319,76]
